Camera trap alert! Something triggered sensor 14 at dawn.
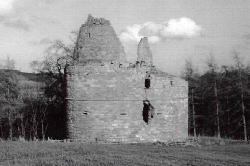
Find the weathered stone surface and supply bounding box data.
[67,65,188,142]
[67,15,188,143]
[137,37,153,66]
[74,14,126,64]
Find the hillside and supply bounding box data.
[0,69,45,96]
[0,69,44,83]
[0,69,45,135]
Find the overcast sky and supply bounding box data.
[0,0,250,74]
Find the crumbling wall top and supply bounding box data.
[74,14,126,64]
[82,14,111,27]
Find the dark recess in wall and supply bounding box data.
[142,100,154,124]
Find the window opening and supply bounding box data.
[145,72,151,89]
[140,61,145,67]
[83,111,88,115]
[170,80,173,86]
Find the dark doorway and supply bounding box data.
[142,100,155,124]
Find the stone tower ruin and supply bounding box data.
[66,15,188,142]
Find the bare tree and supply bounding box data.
[0,71,20,140]
[43,40,75,75]
[183,59,199,137]
[0,122,3,138]
[214,80,221,138]
[191,88,197,137]
[20,113,25,138]
[2,106,14,140]
[40,34,77,139]
[206,54,221,138]
[39,98,48,140]
[233,52,248,141]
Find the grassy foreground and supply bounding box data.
[0,141,250,166]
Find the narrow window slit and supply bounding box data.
[83,111,88,115]
[145,72,151,89]
[145,79,150,89]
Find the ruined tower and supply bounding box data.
[67,15,188,143]
[74,14,126,64]
[137,37,153,66]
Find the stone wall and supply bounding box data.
[67,64,188,142]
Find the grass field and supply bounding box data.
[0,141,250,166]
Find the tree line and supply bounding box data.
[0,39,75,140]
[184,53,250,141]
